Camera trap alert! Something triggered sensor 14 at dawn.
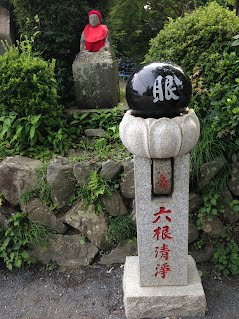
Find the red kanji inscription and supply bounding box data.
[153,207,172,224]
[160,244,170,261]
[155,263,171,279]
[157,174,169,189]
[162,225,173,240]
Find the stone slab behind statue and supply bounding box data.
[72,50,120,109]
[0,6,14,55]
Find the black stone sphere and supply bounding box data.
[126,62,192,119]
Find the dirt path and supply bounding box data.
[0,264,238,319]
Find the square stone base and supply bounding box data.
[123,256,206,319]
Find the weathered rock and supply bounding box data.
[189,193,202,213]
[190,244,214,263]
[198,156,226,189]
[188,219,199,244]
[21,199,67,234]
[0,6,14,55]
[72,50,120,109]
[0,156,42,205]
[120,160,135,199]
[84,128,107,138]
[99,240,137,265]
[0,213,7,229]
[102,190,127,216]
[202,217,225,238]
[73,161,100,187]
[219,186,239,223]
[30,234,98,268]
[63,201,108,249]
[228,162,239,196]
[100,160,123,180]
[47,156,76,208]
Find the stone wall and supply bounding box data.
[0,155,238,269]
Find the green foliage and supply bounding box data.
[145,2,239,74]
[0,37,61,117]
[71,171,112,213]
[106,214,137,245]
[190,118,228,183]
[20,163,52,207]
[196,193,224,228]
[213,240,239,275]
[0,212,50,270]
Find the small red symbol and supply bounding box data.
[162,225,173,240]
[157,174,169,189]
[153,207,172,224]
[160,244,170,261]
[155,263,171,279]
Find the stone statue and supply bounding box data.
[72,10,119,109]
[80,10,110,52]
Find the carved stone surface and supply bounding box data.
[123,256,206,319]
[152,158,172,195]
[47,156,76,209]
[119,109,200,159]
[0,156,42,205]
[134,155,190,286]
[72,50,119,109]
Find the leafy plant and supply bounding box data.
[196,193,224,228]
[106,214,136,246]
[0,212,50,270]
[213,240,239,275]
[20,163,52,207]
[71,171,112,213]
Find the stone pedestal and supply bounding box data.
[72,50,120,109]
[123,255,206,319]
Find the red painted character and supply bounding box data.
[160,244,170,261]
[157,174,169,189]
[153,207,172,224]
[153,225,173,240]
[155,263,171,279]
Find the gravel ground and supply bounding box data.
[0,263,238,319]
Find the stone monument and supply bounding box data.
[119,62,206,318]
[0,6,14,55]
[72,10,119,109]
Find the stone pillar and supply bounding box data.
[119,62,206,319]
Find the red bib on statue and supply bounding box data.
[84,24,108,52]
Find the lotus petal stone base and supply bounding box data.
[119,109,200,159]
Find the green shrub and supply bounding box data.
[213,240,239,275]
[0,37,60,117]
[145,2,239,76]
[106,214,136,245]
[0,212,50,270]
